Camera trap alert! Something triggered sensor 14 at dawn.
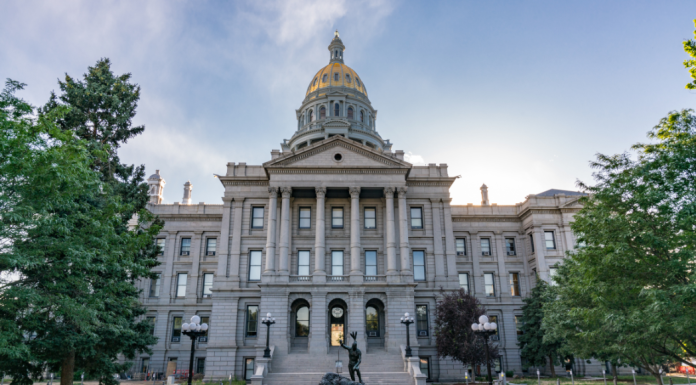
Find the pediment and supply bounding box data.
[264,136,411,169]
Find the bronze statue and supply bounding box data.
[339,331,363,384]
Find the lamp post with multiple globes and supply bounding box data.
[471,315,498,385]
[181,315,209,385]
[261,313,276,358]
[401,312,415,357]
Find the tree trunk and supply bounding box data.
[60,351,75,385]
[549,355,556,377]
[612,363,618,385]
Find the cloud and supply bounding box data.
[404,151,427,165]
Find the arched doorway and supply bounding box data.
[290,299,310,352]
[328,299,347,347]
[365,298,386,349]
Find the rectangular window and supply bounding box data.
[244,358,255,380]
[365,250,377,276]
[248,251,262,281]
[484,273,495,297]
[515,315,524,335]
[545,231,556,249]
[196,358,205,375]
[199,316,209,342]
[180,238,191,256]
[481,238,491,255]
[419,358,430,380]
[332,207,344,229]
[510,272,521,296]
[505,238,516,255]
[298,250,310,276]
[156,238,166,256]
[171,317,182,342]
[413,250,426,281]
[251,207,264,229]
[529,234,535,253]
[410,207,423,229]
[141,358,150,373]
[416,305,428,336]
[202,273,213,298]
[456,238,466,256]
[364,207,376,229]
[299,207,311,229]
[206,238,217,256]
[246,305,258,337]
[458,273,470,294]
[149,273,161,297]
[147,316,156,335]
[331,251,344,276]
[176,273,187,297]
[489,315,498,336]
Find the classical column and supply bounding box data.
[278,187,292,279]
[532,227,549,282]
[216,197,233,280]
[228,198,244,287]
[349,187,363,282]
[494,232,510,297]
[314,187,327,282]
[397,187,411,278]
[161,231,178,301]
[263,188,278,275]
[185,231,204,300]
[384,187,398,279]
[430,198,446,283]
[442,199,459,286]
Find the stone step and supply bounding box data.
[262,372,413,385]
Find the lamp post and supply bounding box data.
[261,313,276,358]
[182,315,209,385]
[471,315,498,385]
[400,312,415,358]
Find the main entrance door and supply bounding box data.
[330,306,345,346]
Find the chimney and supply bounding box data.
[182,181,193,205]
[480,184,490,206]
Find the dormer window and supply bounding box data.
[347,107,354,120]
[334,103,340,117]
[346,74,351,83]
[356,78,361,87]
[320,106,326,119]
[322,74,328,82]
[313,77,318,86]
[334,73,339,81]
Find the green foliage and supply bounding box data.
[684,20,696,89]
[542,108,696,384]
[0,77,161,385]
[517,280,565,376]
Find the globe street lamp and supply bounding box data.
[401,312,415,357]
[471,315,498,385]
[182,315,209,385]
[261,313,276,358]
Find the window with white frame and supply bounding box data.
[481,238,491,255]
[410,207,423,229]
[365,250,377,276]
[206,238,216,256]
[484,273,495,297]
[176,273,187,297]
[331,251,344,276]
[364,207,376,229]
[251,207,264,229]
[505,238,516,255]
[299,207,311,229]
[456,238,466,256]
[248,251,262,281]
[180,238,191,255]
[458,273,470,294]
[332,207,344,229]
[545,231,556,249]
[298,250,310,276]
[413,250,426,281]
[202,273,213,298]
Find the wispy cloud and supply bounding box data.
[404,151,427,165]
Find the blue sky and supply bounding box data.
[2,0,695,205]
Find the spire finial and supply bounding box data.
[335,30,339,38]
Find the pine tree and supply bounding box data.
[517,279,564,377]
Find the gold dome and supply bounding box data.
[305,62,367,97]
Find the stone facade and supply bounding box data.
[134,34,590,382]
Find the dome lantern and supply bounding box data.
[328,30,345,64]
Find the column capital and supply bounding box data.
[349,187,361,197]
[280,187,292,198]
[315,187,327,198]
[397,186,408,197]
[268,187,278,196]
[384,187,395,196]
[429,198,442,204]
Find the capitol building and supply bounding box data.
[136,32,584,384]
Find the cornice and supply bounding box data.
[267,168,408,175]
[452,217,520,223]
[156,214,223,222]
[406,177,458,187]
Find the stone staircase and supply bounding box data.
[262,349,413,385]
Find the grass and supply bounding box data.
[435,375,694,385]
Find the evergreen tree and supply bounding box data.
[517,280,564,377]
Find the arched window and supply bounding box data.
[313,77,318,87]
[347,107,354,120]
[308,110,313,122]
[356,78,361,87]
[334,103,340,117]
[360,111,365,123]
[296,306,309,337]
[366,306,379,336]
[346,74,351,83]
[334,73,339,81]
[322,74,328,82]
[320,106,326,119]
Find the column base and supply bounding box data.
[313,271,327,283]
[275,272,289,283]
[349,272,364,283]
[387,271,400,283]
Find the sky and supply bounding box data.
[2,0,696,205]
